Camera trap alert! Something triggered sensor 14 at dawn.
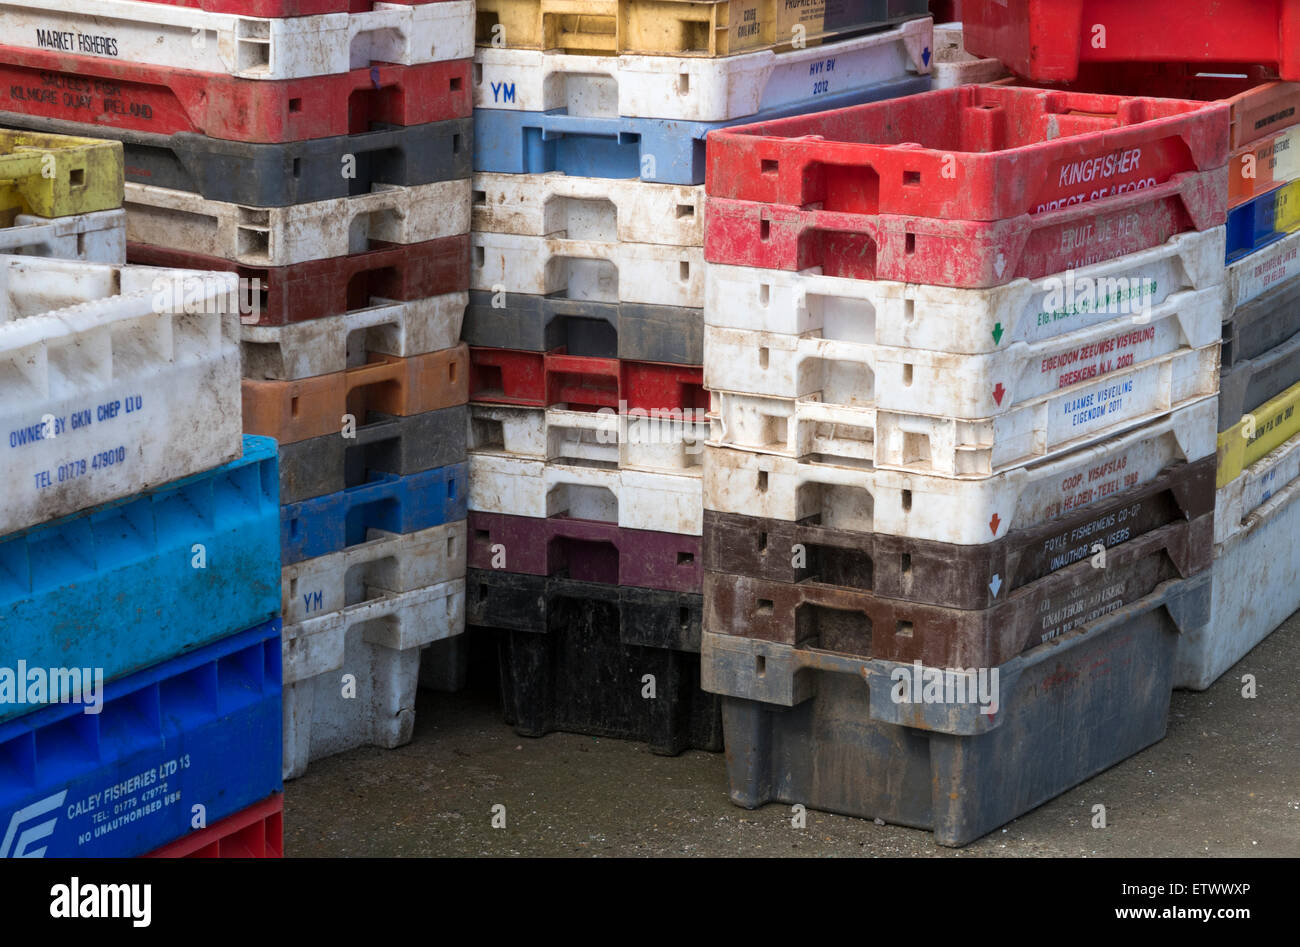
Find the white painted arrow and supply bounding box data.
[989,574,1002,598]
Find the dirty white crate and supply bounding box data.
[1,0,474,79]
[704,397,1216,544]
[705,227,1227,355]
[473,231,704,308]
[126,180,471,268]
[282,578,465,779]
[1214,425,1300,544]
[0,210,125,263]
[281,521,467,624]
[0,257,242,535]
[472,172,704,247]
[469,452,703,534]
[708,339,1219,478]
[471,16,930,120]
[1226,227,1300,315]
[242,293,466,380]
[469,402,707,473]
[1178,446,1300,689]
[930,22,1007,89]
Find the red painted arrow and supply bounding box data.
[989,513,1001,535]
[992,382,1006,406]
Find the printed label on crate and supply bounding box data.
[1036,324,1160,395]
[59,754,192,851]
[1232,236,1300,306]
[1035,146,1165,214]
[3,70,169,129]
[1053,207,1150,271]
[8,389,146,492]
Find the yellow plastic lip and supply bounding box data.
[1217,379,1300,489]
[0,129,123,219]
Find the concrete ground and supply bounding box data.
[285,615,1300,857]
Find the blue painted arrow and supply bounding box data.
[922,46,931,67]
[989,574,1002,598]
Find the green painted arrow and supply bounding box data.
[992,323,1004,345]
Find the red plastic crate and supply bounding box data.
[704,85,1228,220]
[0,49,470,144]
[127,234,471,326]
[704,169,1223,287]
[144,795,283,858]
[470,348,706,412]
[963,0,1300,83]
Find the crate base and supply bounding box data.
[144,795,283,858]
[0,209,125,262]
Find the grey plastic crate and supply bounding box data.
[1221,273,1300,369]
[708,572,1210,847]
[1219,330,1300,431]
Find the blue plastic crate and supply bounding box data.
[0,435,280,723]
[281,461,469,565]
[1227,179,1300,263]
[0,620,282,858]
[473,78,932,185]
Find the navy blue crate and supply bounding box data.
[280,461,469,564]
[1227,180,1299,263]
[473,78,932,185]
[0,620,282,858]
[0,435,281,724]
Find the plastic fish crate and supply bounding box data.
[472,172,704,247]
[125,180,472,268]
[464,291,702,365]
[1226,179,1300,264]
[469,570,721,755]
[144,794,282,858]
[129,235,470,326]
[473,78,931,185]
[0,51,470,144]
[279,405,468,504]
[472,231,704,308]
[1230,125,1300,209]
[703,453,1215,611]
[282,521,466,623]
[1219,331,1300,434]
[704,397,1218,545]
[930,22,1005,90]
[707,338,1220,479]
[1217,380,1300,488]
[469,402,707,474]
[474,0,930,56]
[471,17,930,122]
[470,453,704,534]
[0,620,282,858]
[243,294,466,381]
[0,111,472,207]
[0,209,126,263]
[1179,434,1300,690]
[244,346,469,445]
[281,460,468,564]
[0,435,280,723]
[704,227,1226,356]
[0,0,474,79]
[0,257,243,535]
[1215,425,1300,545]
[0,128,123,219]
[1220,270,1300,370]
[707,573,1209,846]
[469,348,705,412]
[468,510,701,592]
[130,0,443,16]
[282,578,464,778]
[1225,227,1300,315]
[962,0,1300,83]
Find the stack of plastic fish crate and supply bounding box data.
[0,0,478,781]
[463,0,935,753]
[0,133,283,857]
[699,75,1232,843]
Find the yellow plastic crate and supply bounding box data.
[474,0,929,56]
[0,129,124,221]
[1217,380,1300,488]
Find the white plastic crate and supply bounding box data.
[1225,227,1300,315]
[469,452,703,534]
[703,397,1217,545]
[1177,456,1300,689]
[473,231,704,308]
[469,402,706,474]
[125,180,471,268]
[472,172,704,247]
[281,578,465,780]
[281,521,467,624]
[0,256,242,535]
[471,16,931,120]
[0,210,125,263]
[242,293,467,380]
[707,340,1219,478]
[930,23,1007,89]
[1214,426,1300,544]
[1,0,475,79]
[704,227,1227,355]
